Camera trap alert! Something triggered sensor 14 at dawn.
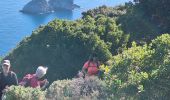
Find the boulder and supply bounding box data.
[21,0,80,14]
[21,0,51,14]
[49,0,79,11]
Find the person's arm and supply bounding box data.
[82,61,89,75]
[19,81,27,86]
[96,61,100,68]
[40,79,49,90]
[12,72,18,85]
[82,68,87,75]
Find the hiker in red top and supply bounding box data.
[82,55,100,76]
[19,66,49,90]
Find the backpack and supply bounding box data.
[87,61,104,78]
[20,74,34,87]
[86,61,100,75]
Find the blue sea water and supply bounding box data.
[0,0,132,57]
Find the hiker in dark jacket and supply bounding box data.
[0,60,18,99]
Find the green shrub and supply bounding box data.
[82,4,161,45]
[105,34,170,99]
[46,76,112,100]
[134,0,170,33]
[82,5,127,18]
[2,86,45,100]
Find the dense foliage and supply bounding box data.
[2,86,45,100]
[105,34,170,99]
[82,0,170,43]
[3,77,111,100]
[3,34,170,100]
[46,76,111,100]
[4,14,129,82]
[134,0,170,33]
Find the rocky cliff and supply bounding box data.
[49,0,79,11]
[21,0,80,14]
[20,0,51,14]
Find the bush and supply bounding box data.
[2,86,45,100]
[82,4,161,45]
[82,5,127,18]
[134,0,170,33]
[105,34,170,99]
[2,77,113,100]
[46,76,112,100]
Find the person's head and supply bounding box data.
[89,54,98,62]
[1,60,11,74]
[35,66,48,79]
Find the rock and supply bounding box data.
[20,0,51,14]
[21,0,80,14]
[49,0,79,11]
[73,4,80,9]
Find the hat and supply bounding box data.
[36,66,48,78]
[2,60,10,66]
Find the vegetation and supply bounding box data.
[4,14,129,82]
[3,77,111,100]
[83,4,161,45]
[2,0,170,99]
[2,86,45,100]
[46,76,111,100]
[105,34,170,99]
[134,0,170,33]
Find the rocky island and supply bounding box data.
[20,0,80,14]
